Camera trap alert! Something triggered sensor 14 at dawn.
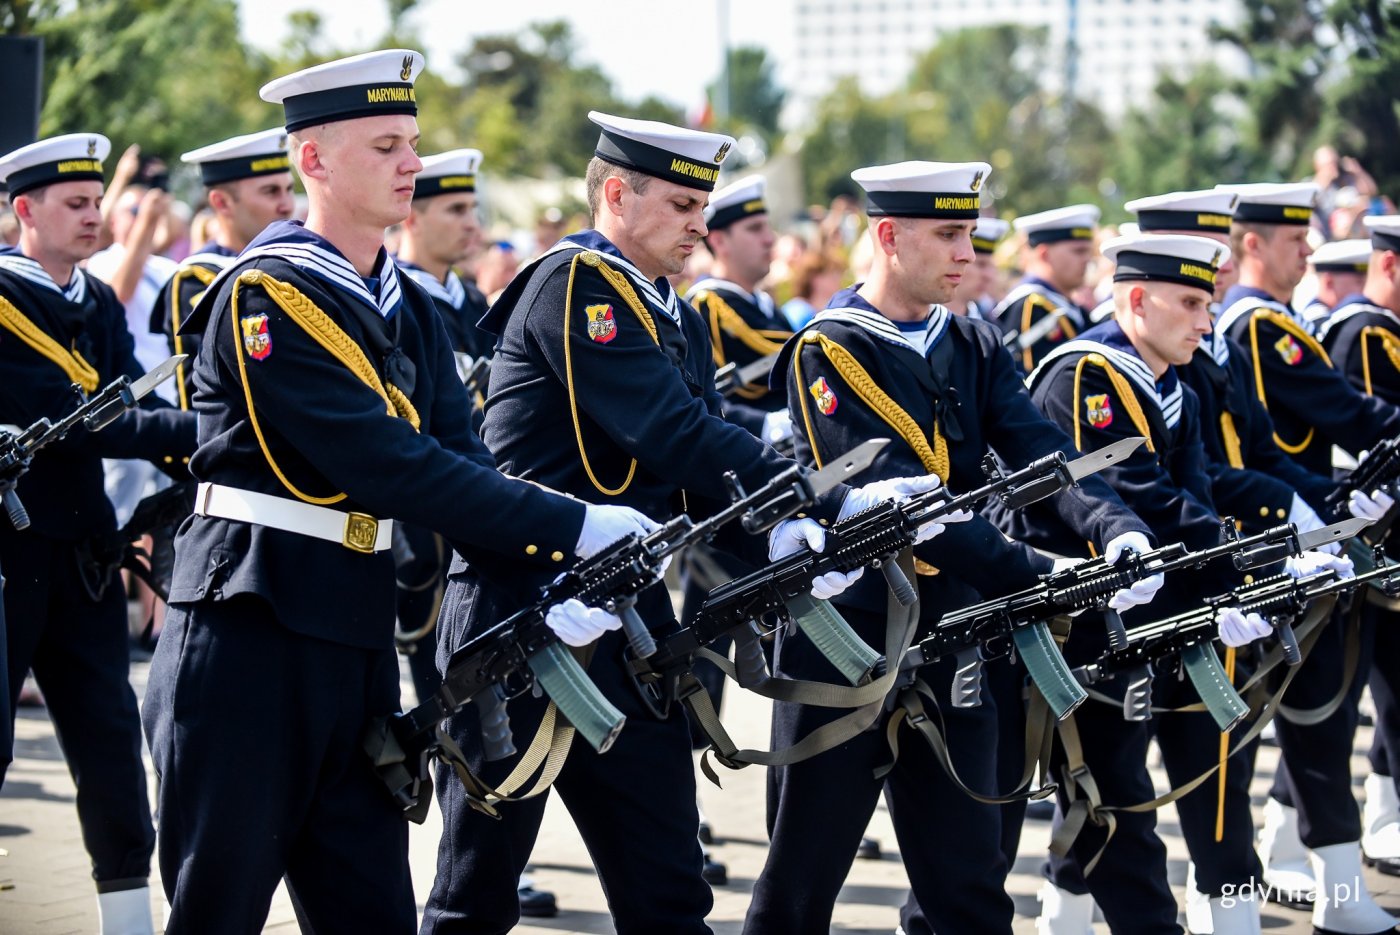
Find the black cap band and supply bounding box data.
[1233,202,1313,226]
[972,235,1001,254]
[1113,250,1219,293]
[282,82,418,133]
[708,198,766,230]
[6,158,105,198]
[200,154,291,186]
[865,191,980,219]
[1028,227,1095,247]
[414,174,476,198]
[1372,231,1400,254]
[595,130,721,192]
[1313,260,1368,273]
[1135,208,1233,233]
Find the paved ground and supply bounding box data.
[5,620,1400,933]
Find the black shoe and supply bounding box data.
[856,836,881,860]
[1364,851,1400,877]
[518,885,558,918]
[702,853,728,886]
[698,820,714,845]
[1025,798,1056,821]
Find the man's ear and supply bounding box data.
[602,176,626,218]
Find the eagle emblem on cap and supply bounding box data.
[278,134,288,150]
[970,170,984,192]
[400,54,414,81]
[714,141,731,164]
[86,138,97,157]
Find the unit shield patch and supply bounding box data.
[809,376,838,415]
[1274,333,1304,365]
[585,303,617,344]
[241,313,272,360]
[1085,393,1113,429]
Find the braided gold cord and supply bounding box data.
[0,293,100,392]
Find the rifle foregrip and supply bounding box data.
[1181,643,1250,732]
[1275,621,1303,666]
[619,605,657,659]
[1011,622,1088,719]
[2,488,29,531]
[527,643,627,755]
[785,592,881,685]
[952,649,984,708]
[473,687,516,762]
[732,625,770,689]
[880,560,918,607]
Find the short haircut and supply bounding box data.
[584,156,651,218]
[1231,220,1275,257]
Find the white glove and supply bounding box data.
[1102,531,1164,612]
[768,517,865,600]
[1288,493,1340,554]
[1284,548,1355,581]
[1216,607,1271,647]
[761,409,794,445]
[544,598,622,647]
[1350,488,1395,523]
[574,503,660,560]
[839,474,971,544]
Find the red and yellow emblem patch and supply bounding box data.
[809,376,838,416]
[1085,393,1113,429]
[241,313,271,360]
[585,303,617,344]
[1274,333,1304,365]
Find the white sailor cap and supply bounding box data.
[415,148,482,198]
[0,133,110,198]
[1364,215,1400,254]
[589,111,735,193]
[1214,182,1318,226]
[260,49,425,133]
[704,174,767,229]
[1310,238,1371,273]
[181,129,291,187]
[972,216,1011,253]
[1125,189,1237,234]
[850,161,990,219]
[1013,204,1100,246]
[1102,233,1230,295]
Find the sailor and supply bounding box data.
[1303,238,1373,331]
[991,203,1100,371]
[153,128,296,408]
[0,132,196,933]
[140,51,654,934]
[947,214,1010,319]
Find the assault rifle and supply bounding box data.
[1,356,185,530]
[1075,544,1400,731]
[363,440,884,819]
[714,351,781,399]
[689,437,1147,692]
[896,517,1370,720]
[1327,437,1400,544]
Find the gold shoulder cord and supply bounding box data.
[1247,309,1329,454]
[1069,353,1155,454]
[563,251,660,497]
[0,294,100,392]
[169,264,218,410]
[1021,294,1076,372]
[1360,326,1400,397]
[695,289,789,400]
[1219,412,1245,469]
[229,269,420,506]
[792,330,948,480]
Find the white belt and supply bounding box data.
[194,482,393,553]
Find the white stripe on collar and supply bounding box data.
[1030,337,1183,429]
[182,252,238,271]
[0,254,87,304]
[993,280,1080,324]
[1316,298,1400,343]
[235,242,402,319]
[811,304,951,358]
[1215,292,1301,339]
[685,277,777,320]
[541,240,682,325]
[399,264,467,310]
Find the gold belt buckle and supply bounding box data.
[343,512,379,553]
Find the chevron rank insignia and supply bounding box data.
[585,304,617,344]
[241,313,272,360]
[1085,393,1113,429]
[1274,333,1303,365]
[809,376,838,416]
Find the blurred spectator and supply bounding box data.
[190,206,220,252]
[1310,146,1394,239]
[476,240,519,301]
[533,206,567,257]
[0,193,17,247]
[780,250,846,328]
[160,199,193,261]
